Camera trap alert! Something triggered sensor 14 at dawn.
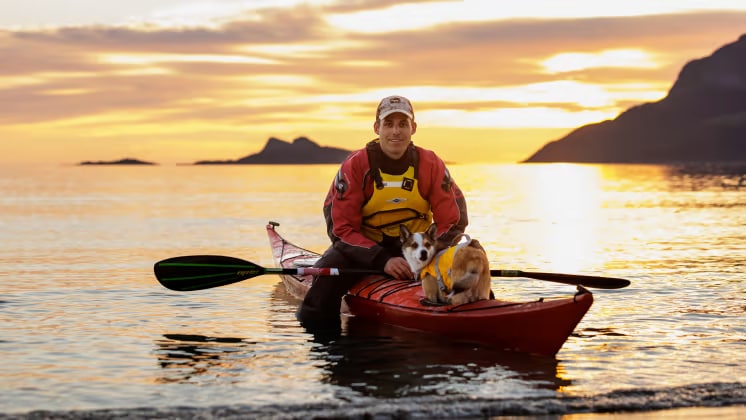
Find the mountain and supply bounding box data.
[523,34,746,163]
[79,158,156,165]
[194,137,352,164]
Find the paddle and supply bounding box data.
[489,270,630,290]
[154,255,631,292]
[154,255,389,292]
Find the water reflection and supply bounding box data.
[504,164,604,274]
[152,282,570,398]
[283,283,570,399]
[661,162,746,191]
[153,334,257,384]
[318,317,570,398]
[152,285,308,386]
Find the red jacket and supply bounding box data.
[322,140,468,270]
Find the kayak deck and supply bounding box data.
[266,221,593,356]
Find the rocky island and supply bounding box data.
[523,34,746,163]
[79,158,156,165]
[194,137,351,164]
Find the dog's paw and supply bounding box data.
[419,298,449,307]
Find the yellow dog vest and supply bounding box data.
[418,236,472,292]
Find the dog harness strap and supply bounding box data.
[434,250,449,292]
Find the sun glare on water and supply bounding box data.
[517,164,604,273]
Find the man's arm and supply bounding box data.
[419,149,468,247]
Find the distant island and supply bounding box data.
[79,158,156,165]
[523,33,746,163]
[194,136,352,164]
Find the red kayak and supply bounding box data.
[267,222,593,356]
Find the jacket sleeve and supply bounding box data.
[323,150,393,269]
[418,148,468,247]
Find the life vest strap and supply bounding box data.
[362,208,427,230]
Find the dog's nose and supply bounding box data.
[418,250,428,261]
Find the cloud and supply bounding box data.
[0,2,744,137]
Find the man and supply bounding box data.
[297,95,468,330]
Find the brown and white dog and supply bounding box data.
[399,224,492,305]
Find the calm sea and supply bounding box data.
[1,163,744,418]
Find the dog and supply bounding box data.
[399,224,492,306]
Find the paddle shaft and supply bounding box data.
[272,267,629,288]
[154,255,630,291]
[245,267,385,277]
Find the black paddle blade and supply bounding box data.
[154,255,264,291]
[490,270,630,289]
[522,271,630,289]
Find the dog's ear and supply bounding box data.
[469,238,486,251]
[399,224,411,242]
[426,223,438,238]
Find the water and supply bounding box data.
[1,163,744,418]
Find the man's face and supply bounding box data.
[374,113,417,159]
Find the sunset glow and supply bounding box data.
[541,49,659,73]
[0,1,744,164]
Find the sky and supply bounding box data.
[1,0,745,164]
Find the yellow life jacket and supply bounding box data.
[419,236,473,292]
[361,165,432,242]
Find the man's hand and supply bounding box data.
[384,257,413,280]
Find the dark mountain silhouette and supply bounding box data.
[79,158,156,165]
[194,137,352,164]
[524,34,746,163]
